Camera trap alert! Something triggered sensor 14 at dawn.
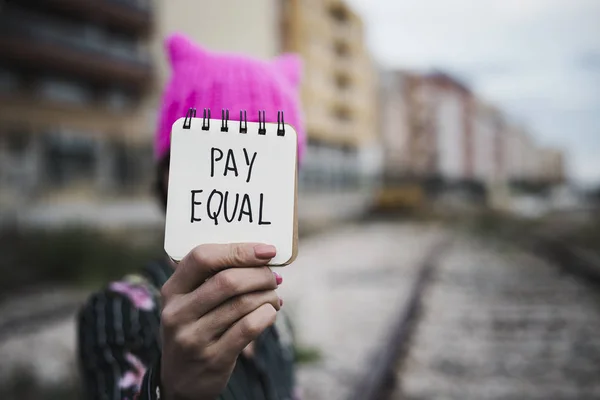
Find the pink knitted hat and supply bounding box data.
[155,33,306,165]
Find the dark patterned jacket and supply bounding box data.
[77,260,298,400]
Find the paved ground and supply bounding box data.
[10,224,599,400]
[0,288,85,386]
[0,315,80,387]
[277,221,447,400]
[0,221,447,399]
[395,237,600,400]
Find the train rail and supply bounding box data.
[352,235,600,400]
[348,239,450,400]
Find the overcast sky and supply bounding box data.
[346,0,600,186]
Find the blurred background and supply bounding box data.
[0,0,599,399]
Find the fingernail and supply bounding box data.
[279,297,284,307]
[273,271,283,285]
[254,244,276,259]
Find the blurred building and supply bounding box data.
[0,0,155,224]
[376,70,478,207]
[538,147,565,184]
[503,125,535,185]
[418,72,474,184]
[281,0,380,192]
[503,126,522,184]
[375,70,432,209]
[472,101,502,185]
[523,134,540,183]
[378,70,435,179]
[0,0,381,228]
[378,70,411,178]
[376,62,570,213]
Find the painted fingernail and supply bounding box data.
[279,298,284,307]
[273,271,283,285]
[254,244,276,259]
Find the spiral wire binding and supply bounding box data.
[221,109,229,132]
[182,108,285,137]
[240,110,248,133]
[202,108,210,130]
[183,107,196,129]
[258,110,266,135]
[277,111,285,136]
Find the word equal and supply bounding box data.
[190,147,272,226]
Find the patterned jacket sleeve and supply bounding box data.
[77,284,162,400]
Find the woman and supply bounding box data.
[77,33,307,400]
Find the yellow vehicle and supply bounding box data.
[375,178,425,211]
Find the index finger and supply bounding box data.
[162,243,276,296]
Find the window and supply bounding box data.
[278,0,291,53]
[334,40,350,57]
[0,128,32,176]
[31,14,79,46]
[111,142,153,191]
[334,73,351,90]
[41,131,97,187]
[136,0,150,10]
[333,105,352,121]
[111,0,150,10]
[81,24,107,52]
[107,34,139,62]
[1,128,43,194]
[329,4,349,22]
[105,88,134,111]
[8,4,144,64]
[0,68,19,94]
[5,130,31,155]
[38,77,93,105]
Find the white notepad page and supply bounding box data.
[164,116,298,266]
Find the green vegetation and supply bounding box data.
[294,344,323,364]
[566,212,600,251]
[452,208,600,259]
[457,210,542,241]
[0,226,163,298]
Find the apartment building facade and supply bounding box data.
[419,72,474,183]
[377,70,439,180]
[378,70,410,178]
[0,0,381,226]
[538,148,565,184]
[281,0,380,192]
[0,0,155,220]
[376,66,568,191]
[503,126,527,183]
[472,101,502,185]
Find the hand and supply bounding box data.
[159,243,282,400]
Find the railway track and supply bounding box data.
[4,220,600,400]
[369,237,600,400]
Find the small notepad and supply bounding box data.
[164,109,298,266]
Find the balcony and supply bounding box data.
[0,94,147,137]
[19,0,152,36]
[0,11,153,91]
